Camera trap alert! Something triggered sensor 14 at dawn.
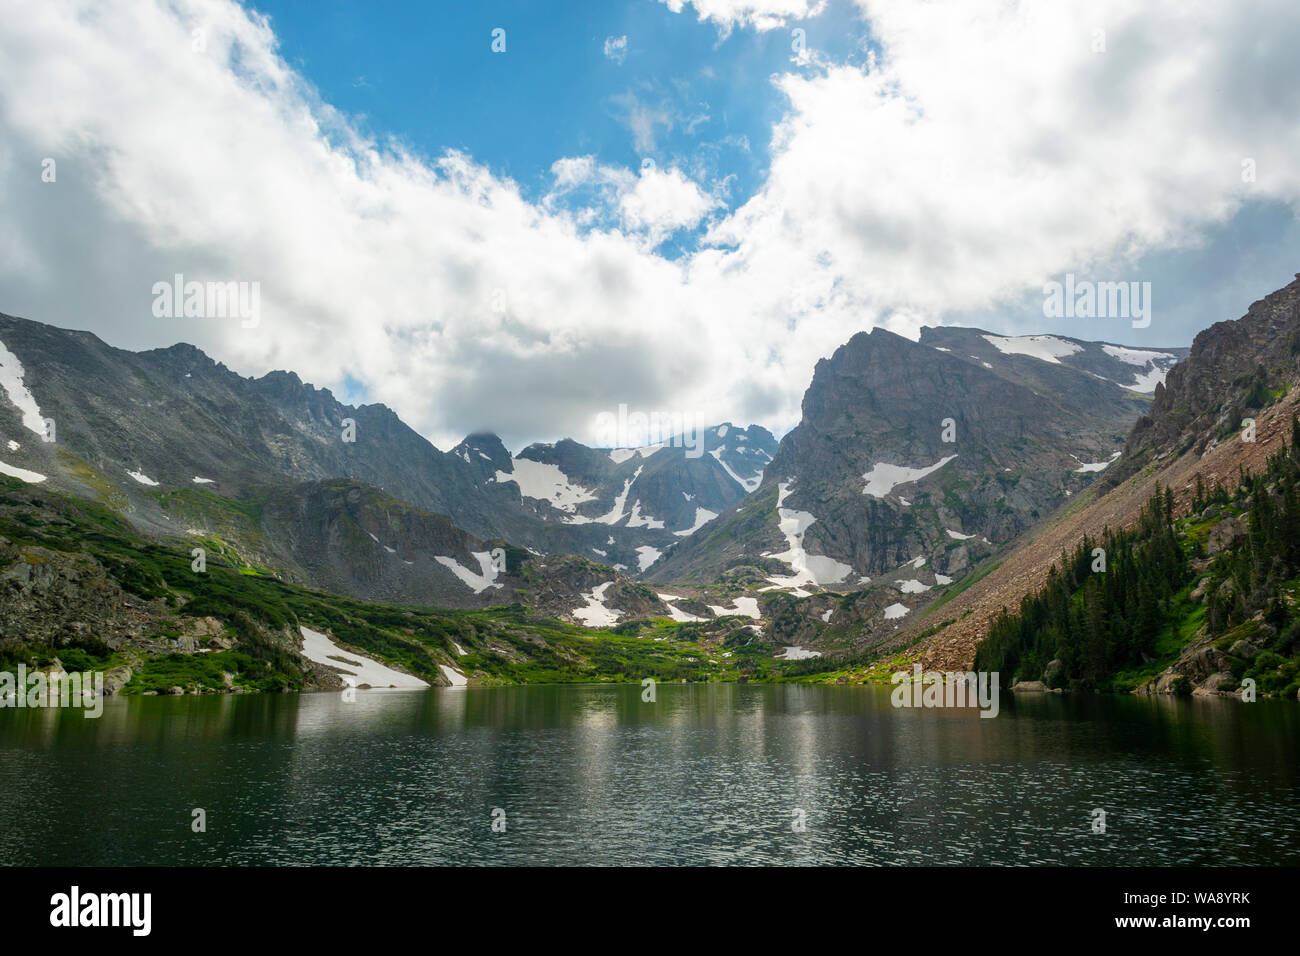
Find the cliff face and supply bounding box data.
[651,325,1145,590]
[1112,274,1300,484]
[915,274,1300,673]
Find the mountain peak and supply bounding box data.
[451,432,512,470]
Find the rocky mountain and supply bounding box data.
[918,327,1185,398]
[0,312,773,595]
[1109,274,1300,486]
[489,424,775,573]
[0,306,1194,655]
[913,273,1300,679]
[646,325,1186,654]
[0,476,751,692]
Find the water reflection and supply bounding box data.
[1,684,1296,865]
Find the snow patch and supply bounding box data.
[765,481,853,591]
[0,338,46,436]
[635,545,661,572]
[707,597,761,620]
[664,602,705,622]
[981,333,1082,365]
[883,603,910,620]
[945,528,975,540]
[609,443,663,464]
[191,476,214,485]
[1073,451,1121,473]
[0,459,46,483]
[673,507,718,536]
[496,458,596,513]
[570,466,642,525]
[1102,344,1176,366]
[300,626,428,689]
[438,664,468,687]
[626,500,666,529]
[435,551,505,594]
[777,646,822,660]
[127,470,159,487]
[898,578,931,594]
[573,581,622,628]
[862,456,957,498]
[709,447,761,493]
[1123,367,1168,394]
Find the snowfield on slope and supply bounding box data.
[981,333,1082,364]
[573,581,622,627]
[1123,367,1169,393]
[435,552,505,594]
[0,459,46,483]
[674,507,718,536]
[1073,451,1122,473]
[495,458,596,512]
[862,456,957,498]
[607,443,664,464]
[763,482,853,593]
[0,338,47,435]
[1101,344,1177,366]
[709,447,762,493]
[707,597,761,619]
[566,467,642,525]
[626,500,665,529]
[300,626,429,689]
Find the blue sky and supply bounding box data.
[242,0,1300,345]
[248,0,869,252]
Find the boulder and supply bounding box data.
[1207,515,1245,556]
[1229,639,1258,659]
[1193,671,1235,696]
[1011,680,1048,693]
[102,665,133,696]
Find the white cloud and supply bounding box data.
[2,0,1300,455]
[546,157,718,246]
[619,166,721,246]
[603,35,628,64]
[698,0,1300,343]
[660,0,828,33]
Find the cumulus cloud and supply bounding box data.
[705,0,1300,335]
[547,158,720,248]
[659,0,828,33]
[1,0,1299,453]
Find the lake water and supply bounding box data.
[2,683,1297,865]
